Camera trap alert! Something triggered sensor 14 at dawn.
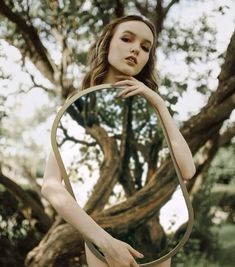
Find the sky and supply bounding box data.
[161,0,235,121]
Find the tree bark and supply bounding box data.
[25,223,86,267]
[0,171,52,232]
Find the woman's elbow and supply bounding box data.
[182,164,196,180]
[41,179,58,199]
[41,182,50,199]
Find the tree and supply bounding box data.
[0,0,234,266]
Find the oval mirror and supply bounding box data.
[51,84,194,266]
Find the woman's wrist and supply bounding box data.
[89,227,112,250]
[145,90,165,109]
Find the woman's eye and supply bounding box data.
[121,37,150,52]
[142,46,150,52]
[121,37,131,42]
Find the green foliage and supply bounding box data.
[172,177,220,266]
[172,144,235,266]
[217,223,235,266]
[172,223,235,267]
[208,145,235,186]
[208,145,235,223]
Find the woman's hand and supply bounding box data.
[96,233,144,267]
[112,75,161,105]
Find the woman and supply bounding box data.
[42,15,196,267]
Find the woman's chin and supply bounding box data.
[118,68,137,76]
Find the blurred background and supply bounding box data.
[0,0,234,266]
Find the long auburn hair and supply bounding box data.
[80,15,158,91]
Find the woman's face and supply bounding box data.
[107,20,154,77]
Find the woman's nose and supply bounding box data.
[130,43,140,55]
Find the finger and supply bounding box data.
[114,80,135,87]
[127,244,144,259]
[122,89,139,98]
[116,86,138,98]
[131,261,139,267]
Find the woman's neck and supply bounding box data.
[102,67,122,84]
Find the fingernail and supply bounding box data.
[139,254,144,258]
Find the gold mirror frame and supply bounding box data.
[51,84,194,266]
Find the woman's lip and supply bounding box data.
[125,58,137,66]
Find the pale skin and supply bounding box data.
[42,20,196,267]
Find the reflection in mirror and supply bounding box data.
[54,86,193,265]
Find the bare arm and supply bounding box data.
[42,150,108,243]
[42,149,143,267]
[148,93,196,180]
[85,243,171,267]
[114,76,196,180]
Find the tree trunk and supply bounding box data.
[0,171,52,232]
[25,223,86,267]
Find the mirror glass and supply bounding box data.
[55,86,191,264]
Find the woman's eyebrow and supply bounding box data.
[122,30,152,45]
